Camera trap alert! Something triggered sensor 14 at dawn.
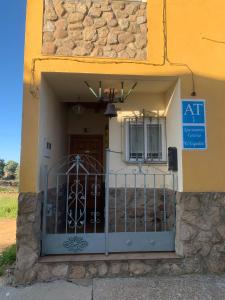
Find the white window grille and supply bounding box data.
[125,117,167,163]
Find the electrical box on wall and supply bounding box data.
[43,138,52,159]
[168,147,178,172]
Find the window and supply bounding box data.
[125,117,167,163]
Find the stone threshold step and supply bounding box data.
[39,252,181,263]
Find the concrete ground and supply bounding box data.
[1,274,225,300]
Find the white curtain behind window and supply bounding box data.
[147,124,162,159]
[129,124,144,160]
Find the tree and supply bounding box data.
[15,164,20,181]
[4,161,19,180]
[0,159,5,178]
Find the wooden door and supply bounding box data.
[70,135,103,165]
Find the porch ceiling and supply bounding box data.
[43,73,177,102]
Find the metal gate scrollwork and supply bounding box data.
[42,152,176,255]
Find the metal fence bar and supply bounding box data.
[124,174,127,232]
[94,175,98,233]
[84,174,87,235]
[104,149,110,255]
[114,174,117,233]
[144,174,147,232]
[65,174,69,234]
[163,175,167,231]
[134,174,137,232]
[74,170,79,234]
[153,174,157,232]
[172,173,176,231]
[42,165,48,236]
[55,175,59,234]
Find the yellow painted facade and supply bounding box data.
[20,0,225,193]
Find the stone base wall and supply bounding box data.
[176,192,225,273]
[35,257,202,282]
[43,0,147,59]
[14,193,42,284]
[15,191,225,285]
[109,188,175,232]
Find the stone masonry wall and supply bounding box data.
[176,192,225,273]
[109,188,175,232]
[14,191,225,284]
[43,0,147,59]
[14,193,42,284]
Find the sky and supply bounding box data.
[0,1,27,163]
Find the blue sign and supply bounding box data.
[182,100,207,150]
[182,100,205,124]
[183,126,206,149]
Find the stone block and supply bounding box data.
[69,265,86,279]
[129,261,145,275]
[68,12,85,23]
[68,23,83,31]
[18,193,38,215]
[73,41,93,56]
[43,32,55,42]
[110,263,121,274]
[88,264,98,275]
[94,18,107,29]
[180,224,197,241]
[118,19,129,30]
[89,7,102,18]
[76,3,88,15]
[83,16,94,26]
[45,7,58,21]
[135,49,147,60]
[125,3,139,15]
[217,224,225,239]
[16,245,39,271]
[52,264,68,277]
[111,2,125,11]
[55,19,68,30]
[103,12,114,21]
[83,26,97,41]
[103,49,117,58]
[54,1,66,17]
[135,33,147,49]
[107,32,118,44]
[137,16,147,25]
[118,32,134,44]
[107,19,118,27]
[54,28,68,39]
[98,263,108,276]
[57,46,73,56]
[98,27,109,38]
[183,195,201,211]
[43,21,56,32]
[36,263,52,281]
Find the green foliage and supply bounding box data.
[0,193,18,219]
[3,161,18,180]
[0,186,18,193]
[15,164,20,181]
[0,159,5,178]
[0,244,16,276]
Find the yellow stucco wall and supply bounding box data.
[21,0,225,192]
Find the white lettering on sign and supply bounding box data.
[184,103,204,116]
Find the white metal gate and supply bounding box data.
[41,152,176,255]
